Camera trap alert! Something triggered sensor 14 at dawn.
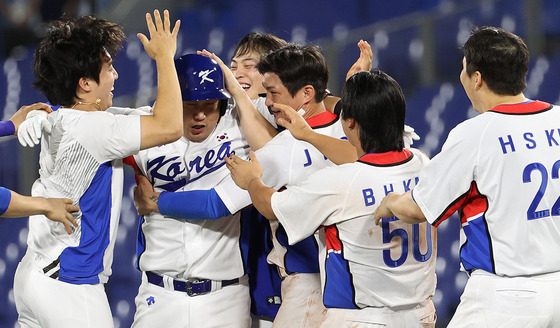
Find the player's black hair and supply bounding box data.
[257,44,328,103]
[341,69,405,153]
[33,14,126,107]
[463,26,529,96]
[232,32,288,60]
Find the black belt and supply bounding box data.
[146,271,240,296]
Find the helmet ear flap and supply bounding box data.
[219,99,228,116]
[175,54,232,102]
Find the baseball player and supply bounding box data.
[374,27,560,327]
[225,69,437,328]
[128,53,264,328]
[135,44,345,328]
[13,11,183,328]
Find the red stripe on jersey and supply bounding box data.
[123,155,139,170]
[490,100,551,114]
[123,155,142,185]
[459,182,489,223]
[324,225,342,252]
[433,181,488,227]
[306,111,338,128]
[359,149,412,165]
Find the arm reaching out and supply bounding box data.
[373,191,426,225]
[198,49,278,150]
[0,187,79,234]
[274,103,358,164]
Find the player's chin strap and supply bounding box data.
[145,271,247,296]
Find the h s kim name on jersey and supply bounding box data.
[146,141,235,192]
[498,127,560,154]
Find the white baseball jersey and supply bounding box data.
[28,108,141,284]
[216,111,346,273]
[413,100,560,276]
[271,149,436,309]
[133,103,251,280]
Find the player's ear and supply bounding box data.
[473,71,483,90]
[301,85,315,103]
[78,77,94,92]
[345,117,357,130]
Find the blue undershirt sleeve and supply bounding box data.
[0,120,15,137]
[158,188,232,220]
[0,187,12,216]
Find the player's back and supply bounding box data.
[273,148,436,309]
[476,102,560,275]
[420,101,560,276]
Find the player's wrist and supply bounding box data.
[246,176,262,191]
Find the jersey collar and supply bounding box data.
[358,149,413,167]
[306,111,338,128]
[489,100,552,114]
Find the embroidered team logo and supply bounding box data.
[216,133,229,142]
[197,68,217,84]
[146,296,155,306]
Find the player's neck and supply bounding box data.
[479,92,528,113]
[302,101,326,120]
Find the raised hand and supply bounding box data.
[346,40,373,81]
[137,9,180,60]
[198,49,245,97]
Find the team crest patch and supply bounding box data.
[216,133,229,142]
[146,296,155,306]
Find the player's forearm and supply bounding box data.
[305,133,357,164]
[1,190,48,218]
[158,189,231,220]
[247,179,277,220]
[234,92,278,150]
[384,191,426,224]
[140,56,183,150]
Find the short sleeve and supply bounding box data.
[73,111,142,162]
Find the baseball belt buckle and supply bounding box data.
[185,278,209,297]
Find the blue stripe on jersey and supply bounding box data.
[460,214,494,273]
[135,215,146,271]
[0,187,11,215]
[275,224,319,273]
[323,251,356,309]
[58,162,113,284]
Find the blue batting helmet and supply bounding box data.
[175,54,231,102]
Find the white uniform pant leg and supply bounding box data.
[319,298,436,328]
[132,273,251,328]
[272,273,326,328]
[448,270,559,328]
[14,252,114,328]
[252,317,273,328]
